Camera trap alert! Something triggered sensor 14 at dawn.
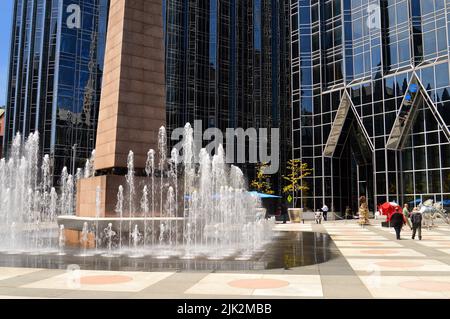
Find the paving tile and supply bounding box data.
[337,248,425,257]
[0,219,447,299]
[0,295,55,299]
[57,290,133,299]
[333,241,403,248]
[0,267,43,282]
[331,236,389,241]
[346,258,450,272]
[185,273,323,297]
[0,287,66,298]
[359,275,450,298]
[255,275,322,297]
[320,275,372,298]
[185,273,260,296]
[415,241,450,248]
[21,270,174,292]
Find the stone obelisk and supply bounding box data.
[76,0,165,218]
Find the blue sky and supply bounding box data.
[0,0,14,107]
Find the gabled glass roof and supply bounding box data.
[323,90,374,158]
[386,72,450,150]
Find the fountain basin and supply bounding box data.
[57,215,185,246]
[57,216,185,232]
[0,231,338,271]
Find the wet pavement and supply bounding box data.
[1,220,449,298]
[0,231,339,272]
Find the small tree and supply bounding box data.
[282,159,313,208]
[250,162,275,195]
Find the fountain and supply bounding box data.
[57,225,66,256]
[126,151,135,248]
[145,149,156,248]
[95,185,101,252]
[116,185,124,251]
[102,223,117,258]
[129,225,143,258]
[0,123,275,262]
[75,222,93,257]
[141,185,149,249]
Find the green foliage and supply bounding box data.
[282,159,313,204]
[250,162,275,195]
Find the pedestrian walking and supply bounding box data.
[315,210,323,224]
[403,203,412,229]
[390,207,406,240]
[321,204,329,221]
[410,207,423,240]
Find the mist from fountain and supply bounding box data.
[102,223,116,258]
[76,222,92,257]
[0,123,275,260]
[129,225,143,258]
[0,132,66,253]
[141,185,149,249]
[126,151,135,248]
[115,185,124,250]
[84,150,96,179]
[57,225,66,256]
[95,186,101,252]
[145,149,156,248]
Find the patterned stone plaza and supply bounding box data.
[0,220,449,299]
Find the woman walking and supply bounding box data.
[390,207,407,240]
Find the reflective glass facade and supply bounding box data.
[164,0,291,189]
[291,0,450,213]
[4,0,109,176]
[5,0,291,188]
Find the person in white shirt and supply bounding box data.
[321,204,329,221]
[315,210,323,224]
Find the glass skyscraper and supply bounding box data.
[291,0,450,214]
[164,0,291,189]
[3,0,109,176]
[4,0,290,190]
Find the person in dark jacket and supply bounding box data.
[390,207,406,240]
[410,207,423,240]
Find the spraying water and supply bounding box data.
[57,225,66,256]
[141,185,149,248]
[95,186,101,251]
[158,126,167,222]
[146,149,156,247]
[102,223,116,258]
[126,151,135,248]
[115,185,124,250]
[129,225,143,258]
[0,124,275,260]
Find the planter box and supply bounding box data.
[288,208,303,223]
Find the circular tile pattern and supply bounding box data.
[80,275,133,285]
[399,280,450,292]
[360,249,399,255]
[228,279,289,289]
[375,261,424,268]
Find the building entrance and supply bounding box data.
[327,96,375,216]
